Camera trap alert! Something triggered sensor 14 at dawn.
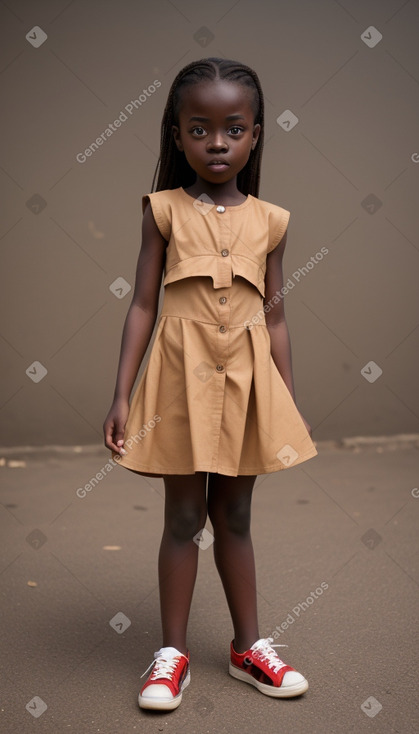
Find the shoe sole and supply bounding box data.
[138,670,191,711]
[229,663,308,698]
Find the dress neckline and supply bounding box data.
[179,187,253,210]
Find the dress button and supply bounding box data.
[221,249,229,257]
[216,364,224,372]
[219,325,227,333]
[216,205,226,213]
[219,296,227,304]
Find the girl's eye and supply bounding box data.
[192,127,206,136]
[229,127,243,135]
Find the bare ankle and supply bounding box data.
[233,635,259,654]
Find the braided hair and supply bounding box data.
[151,58,264,197]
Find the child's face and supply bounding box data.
[172,80,261,186]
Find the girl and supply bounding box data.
[103,57,318,712]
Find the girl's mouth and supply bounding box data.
[208,161,229,171]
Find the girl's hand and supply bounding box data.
[299,412,313,438]
[103,399,130,455]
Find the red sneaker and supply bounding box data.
[138,646,190,710]
[229,637,308,697]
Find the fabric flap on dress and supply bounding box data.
[163,254,266,297]
[230,255,266,298]
[163,255,233,290]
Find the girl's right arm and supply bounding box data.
[103,202,167,455]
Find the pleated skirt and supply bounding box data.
[111,275,318,477]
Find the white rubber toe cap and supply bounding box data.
[141,683,173,700]
[282,671,306,686]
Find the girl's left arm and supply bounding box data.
[264,230,312,436]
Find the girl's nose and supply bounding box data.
[207,134,228,151]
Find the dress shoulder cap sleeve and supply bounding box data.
[142,191,172,241]
[266,203,291,253]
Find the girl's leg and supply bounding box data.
[158,472,208,655]
[207,473,259,653]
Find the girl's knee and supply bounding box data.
[209,500,251,536]
[165,505,208,542]
[226,504,251,536]
[163,472,208,542]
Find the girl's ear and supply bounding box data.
[172,125,183,152]
[251,123,261,150]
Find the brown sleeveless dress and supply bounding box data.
[111,187,318,477]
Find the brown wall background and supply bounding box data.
[1,0,418,446]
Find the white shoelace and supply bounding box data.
[250,637,289,673]
[140,651,182,680]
